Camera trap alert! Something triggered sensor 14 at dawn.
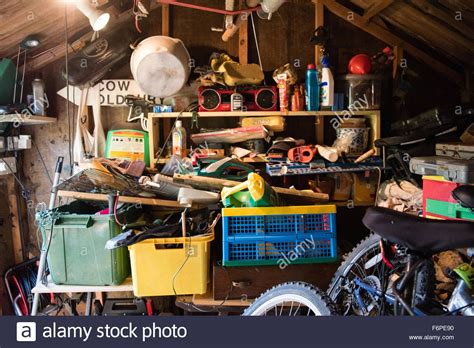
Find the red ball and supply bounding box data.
[348,54,372,74]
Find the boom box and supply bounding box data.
[198,86,277,112]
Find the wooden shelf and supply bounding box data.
[156,156,268,164]
[0,114,56,125]
[149,110,380,118]
[32,277,133,294]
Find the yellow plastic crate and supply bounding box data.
[128,229,214,297]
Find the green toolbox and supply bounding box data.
[39,201,141,286]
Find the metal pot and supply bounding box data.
[130,36,191,98]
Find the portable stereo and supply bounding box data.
[198,86,277,112]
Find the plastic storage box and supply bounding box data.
[436,142,474,160]
[410,156,474,183]
[40,201,140,286]
[128,229,214,296]
[222,205,337,266]
[342,74,382,110]
[423,176,473,221]
[425,199,474,221]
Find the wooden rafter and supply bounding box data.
[409,0,474,40]
[361,0,394,24]
[318,0,463,85]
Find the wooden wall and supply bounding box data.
[17,0,461,253]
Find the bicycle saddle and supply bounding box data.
[452,185,474,210]
[363,207,474,254]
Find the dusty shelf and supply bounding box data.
[149,110,380,118]
[0,114,57,125]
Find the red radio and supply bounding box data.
[198,86,278,112]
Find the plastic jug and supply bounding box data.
[305,64,319,111]
[320,56,334,107]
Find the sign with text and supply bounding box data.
[57,80,156,106]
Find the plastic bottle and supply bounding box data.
[305,64,319,111]
[172,120,187,157]
[32,77,46,115]
[320,55,334,107]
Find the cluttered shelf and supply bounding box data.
[149,110,380,118]
[0,114,56,125]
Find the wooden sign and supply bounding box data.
[57,79,157,106]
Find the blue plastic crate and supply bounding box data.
[222,206,337,266]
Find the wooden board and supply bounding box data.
[57,190,184,208]
[213,263,339,300]
[6,176,23,263]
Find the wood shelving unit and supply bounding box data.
[147,110,381,166]
[0,114,57,125]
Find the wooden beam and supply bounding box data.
[314,0,324,65]
[392,45,403,79]
[162,4,170,36]
[238,12,249,64]
[314,0,325,145]
[57,190,184,208]
[6,176,23,264]
[353,0,473,67]
[318,0,463,85]
[361,0,394,24]
[410,0,474,40]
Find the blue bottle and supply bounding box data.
[305,64,319,111]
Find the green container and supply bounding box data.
[426,199,474,221]
[41,201,140,286]
[0,58,16,105]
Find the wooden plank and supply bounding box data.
[410,0,474,40]
[162,4,170,36]
[393,45,403,79]
[6,176,23,263]
[238,14,249,64]
[314,0,324,65]
[319,0,463,85]
[213,263,338,300]
[0,115,56,125]
[361,0,394,24]
[314,0,325,146]
[57,190,184,208]
[149,110,380,118]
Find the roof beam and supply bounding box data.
[318,0,463,85]
[409,0,474,40]
[361,0,394,24]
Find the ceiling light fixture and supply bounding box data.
[76,0,110,31]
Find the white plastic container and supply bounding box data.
[320,56,334,107]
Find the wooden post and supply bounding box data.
[314,0,324,66]
[314,1,324,145]
[161,4,172,142]
[161,4,170,36]
[238,13,249,65]
[6,176,23,263]
[392,45,403,79]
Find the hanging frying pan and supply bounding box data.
[130,36,191,98]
